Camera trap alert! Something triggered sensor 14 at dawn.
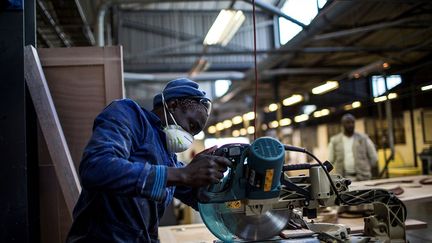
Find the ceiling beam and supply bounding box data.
[122,19,196,41]
[313,17,432,41]
[37,0,72,47]
[262,67,351,76]
[137,46,432,58]
[242,0,306,28]
[124,71,245,82]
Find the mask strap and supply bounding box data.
[162,93,179,127]
[162,93,170,127]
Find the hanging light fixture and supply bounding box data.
[203,9,246,46]
[311,81,339,95]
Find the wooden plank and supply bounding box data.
[350,175,432,203]
[338,217,427,234]
[159,224,215,243]
[24,45,81,215]
[38,47,105,66]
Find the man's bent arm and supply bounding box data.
[79,100,167,202]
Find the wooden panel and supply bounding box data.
[35,46,124,243]
[24,45,81,214]
[41,65,105,165]
[38,46,124,165]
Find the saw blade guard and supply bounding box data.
[198,202,238,242]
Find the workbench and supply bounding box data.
[158,175,431,242]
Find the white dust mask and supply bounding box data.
[161,94,194,153]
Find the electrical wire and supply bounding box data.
[252,0,259,141]
[283,145,348,205]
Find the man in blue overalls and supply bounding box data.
[67,78,231,242]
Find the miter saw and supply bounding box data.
[198,137,407,242]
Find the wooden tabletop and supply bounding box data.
[349,175,432,203]
[158,218,427,243]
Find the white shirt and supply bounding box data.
[342,135,355,174]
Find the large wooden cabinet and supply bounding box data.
[37,46,124,242]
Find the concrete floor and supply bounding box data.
[406,201,432,243]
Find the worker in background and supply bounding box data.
[328,113,378,181]
[67,78,231,242]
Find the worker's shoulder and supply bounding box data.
[107,98,141,109]
[354,133,374,144]
[354,132,369,140]
[99,98,149,120]
[102,98,145,114]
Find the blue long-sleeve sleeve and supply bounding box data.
[79,99,167,202]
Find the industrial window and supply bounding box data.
[278,0,327,45]
[371,75,402,97]
[214,79,231,97]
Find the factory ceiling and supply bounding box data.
[36,0,432,127]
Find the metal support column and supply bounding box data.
[0,0,39,242]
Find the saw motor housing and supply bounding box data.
[199,137,286,203]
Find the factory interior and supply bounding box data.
[2,0,432,242]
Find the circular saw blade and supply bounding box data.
[199,202,290,241]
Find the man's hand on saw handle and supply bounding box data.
[167,146,232,188]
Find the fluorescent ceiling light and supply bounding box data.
[421,84,432,91]
[279,118,291,126]
[313,109,330,118]
[352,101,361,108]
[294,114,309,123]
[223,119,233,129]
[282,94,303,106]
[269,120,279,128]
[243,111,255,121]
[232,115,243,124]
[388,93,397,99]
[232,130,240,137]
[240,128,247,136]
[312,81,339,94]
[204,9,245,46]
[247,126,255,134]
[374,96,387,103]
[261,123,268,131]
[216,122,224,131]
[208,125,216,134]
[345,101,361,110]
[268,103,279,112]
[373,92,397,103]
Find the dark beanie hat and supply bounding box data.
[153,78,207,108]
